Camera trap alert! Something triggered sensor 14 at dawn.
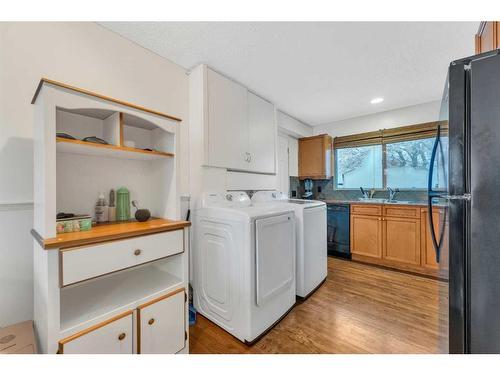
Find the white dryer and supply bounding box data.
[252,191,327,299]
[192,192,296,343]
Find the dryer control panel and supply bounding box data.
[199,192,251,208]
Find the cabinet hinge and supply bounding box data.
[184,291,187,303]
[185,331,188,341]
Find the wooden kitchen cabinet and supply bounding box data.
[421,207,440,270]
[383,216,421,266]
[350,203,447,279]
[350,207,383,259]
[475,22,500,54]
[298,134,333,179]
[421,208,448,278]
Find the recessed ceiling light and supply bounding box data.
[370,97,384,104]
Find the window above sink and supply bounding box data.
[334,121,448,191]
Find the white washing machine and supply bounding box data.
[192,192,296,343]
[252,191,327,299]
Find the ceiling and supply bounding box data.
[99,22,477,126]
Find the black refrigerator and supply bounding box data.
[428,49,500,354]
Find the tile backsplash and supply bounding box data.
[289,177,428,202]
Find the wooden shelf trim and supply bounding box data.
[56,137,175,158]
[31,218,191,250]
[32,78,182,122]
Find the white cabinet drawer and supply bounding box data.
[61,230,184,286]
[138,288,186,354]
[59,311,133,354]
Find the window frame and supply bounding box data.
[333,121,447,191]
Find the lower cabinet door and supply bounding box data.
[59,311,133,354]
[383,217,421,265]
[137,288,186,354]
[350,214,383,258]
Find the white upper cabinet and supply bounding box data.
[247,92,276,174]
[196,66,277,174]
[207,68,249,170]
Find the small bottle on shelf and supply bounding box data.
[108,189,116,222]
[95,192,109,223]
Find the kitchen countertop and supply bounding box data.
[31,218,191,250]
[321,199,438,206]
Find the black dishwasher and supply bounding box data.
[327,203,351,259]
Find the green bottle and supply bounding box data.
[116,187,131,221]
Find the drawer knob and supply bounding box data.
[118,333,126,341]
[134,249,142,256]
[148,318,155,325]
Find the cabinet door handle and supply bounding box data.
[148,318,155,325]
[118,333,126,341]
[134,249,142,256]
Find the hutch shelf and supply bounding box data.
[31,79,190,354]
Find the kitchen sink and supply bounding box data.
[357,198,414,204]
[357,198,386,203]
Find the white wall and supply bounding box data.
[277,110,312,138]
[276,110,312,181]
[313,100,442,137]
[0,22,189,327]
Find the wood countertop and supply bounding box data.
[31,218,191,250]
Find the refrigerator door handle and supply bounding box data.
[427,125,445,263]
[444,193,471,201]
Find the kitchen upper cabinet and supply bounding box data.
[383,216,421,266]
[207,68,249,170]
[197,65,277,173]
[247,92,276,174]
[475,22,499,54]
[298,134,332,180]
[350,211,383,259]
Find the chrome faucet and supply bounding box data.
[360,187,369,199]
[387,187,400,202]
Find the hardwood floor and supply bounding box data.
[189,257,449,354]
